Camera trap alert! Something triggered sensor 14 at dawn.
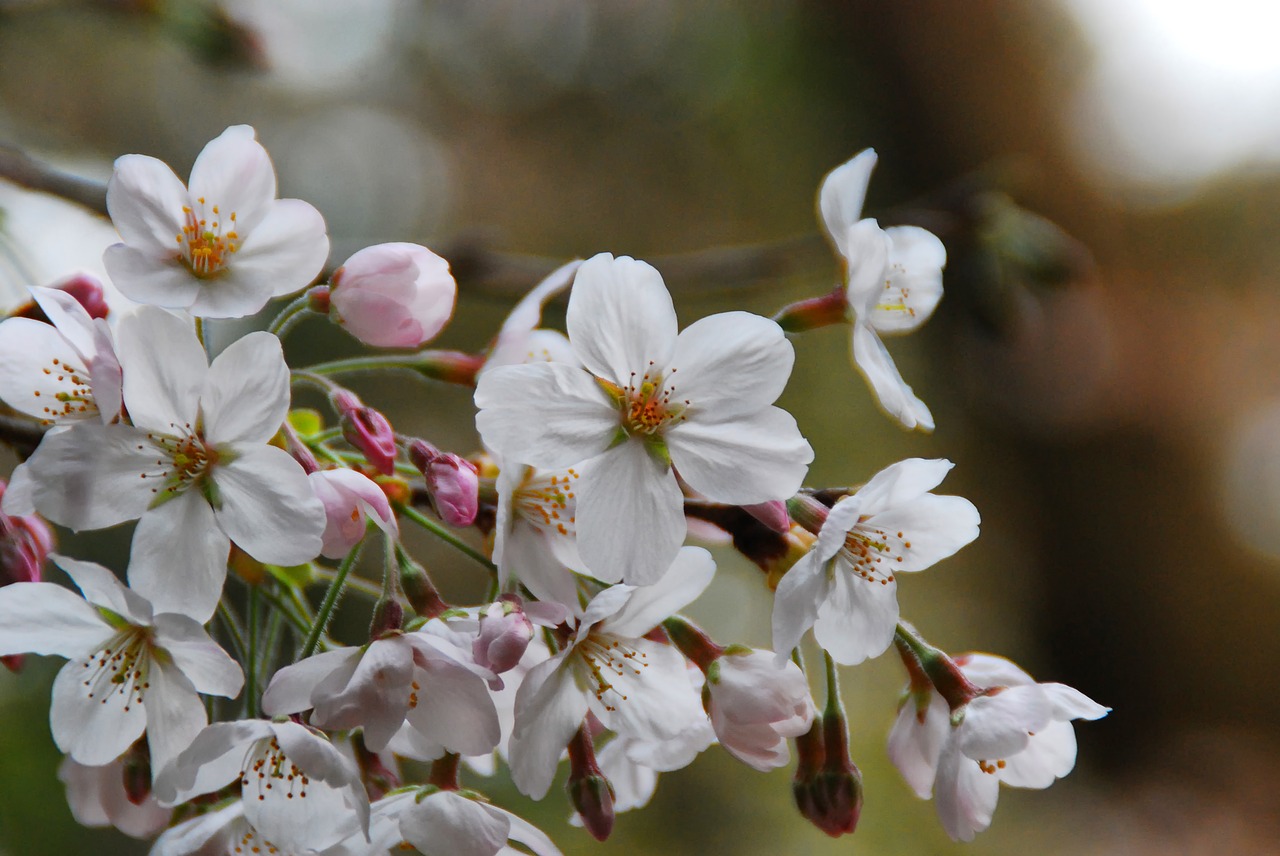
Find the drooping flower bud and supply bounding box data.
[0,479,53,590]
[52,273,110,320]
[308,468,397,558]
[742,499,791,533]
[329,242,457,349]
[567,725,615,842]
[473,598,534,675]
[334,390,398,476]
[792,714,863,837]
[408,439,479,527]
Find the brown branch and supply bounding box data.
[0,145,109,217]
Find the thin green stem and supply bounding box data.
[258,587,314,638]
[398,504,496,575]
[245,587,261,718]
[823,650,844,719]
[216,600,247,665]
[267,291,317,339]
[299,540,365,661]
[257,608,285,691]
[305,354,427,377]
[312,565,386,601]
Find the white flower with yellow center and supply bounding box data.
[476,253,813,585]
[772,458,980,665]
[103,125,329,319]
[0,555,242,776]
[819,149,947,431]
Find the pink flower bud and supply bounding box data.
[743,500,791,533]
[473,599,534,675]
[792,715,863,837]
[1,479,54,588]
[706,648,815,772]
[334,391,398,476]
[567,727,614,842]
[50,273,109,319]
[408,440,479,527]
[330,243,456,349]
[308,469,397,558]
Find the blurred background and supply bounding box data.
[4,0,1280,853]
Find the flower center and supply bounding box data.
[874,271,917,317]
[241,737,310,802]
[621,363,687,436]
[515,468,579,538]
[139,423,218,501]
[80,628,151,712]
[841,519,911,585]
[176,198,239,278]
[576,633,649,713]
[33,355,97,423]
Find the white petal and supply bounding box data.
[257,721,369,849]
[183,270,277,320]
[566,253,678,385]
[54,554,152,625]
[212,444,324,565]
[861,494,980,573]
[31,285,98,357]
[934,740,999,842]
[843,219,892,313]
[623,717,716,771]
[144,657,209,775]
[153,719,272,805]
[498,259,581,339]
[589,738,658,816]
[230,198,330,299]
[1042,682,1111,722]
[770,553,828,662]
[0,318,93,422]
[851,458,954,517]
[474,362,618,469]
[12,421,156,530]
[50,653,148,765]
[957,685,1053,760]
[604,546,716,639]
[149,803,242,856]
[89,319,123,423]
[812,563,899,666]
[667,406,812,505]
[575,442,685,586]
[814,495,865,562]
[105,154,189,254]
[998,720,1077,789]
[101,244,200,310]
[187,125,277,237]
[117,306,205,433]
[0,582,108,658]
[886,691,950,798]
[585,636,705,742]
[262,648,360,715]
[956,653,1034,687]
[667,312,794,419]
[200,332,290,445]
[851,322,934,432]
[152,612,243,698]
[400,791,510,856]
[311,638,413,752]
[404,659,501,757]
[508,653,588,799]
[500,806,564,856]
[870,225,945,334]
[129,490,230,623]
[502,522,583,611]
[818,149,877,257]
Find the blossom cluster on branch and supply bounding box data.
[0,125,1106,855]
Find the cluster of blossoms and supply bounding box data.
[0,126,1106,854]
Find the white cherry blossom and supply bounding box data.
[887,653,1109,842]
[476,253,813,584]
[819,149,946,431]
[4,306,325,621]
[507,547,715,798]
[772,458,979,665]
[58,757,171,840]
[705,647,814,771]
[0,555,242,774]
[153,719,370,852]
[0,285,122,427]
[492,461,588,609]
[329,242,456,349]
[103,125,329,319]
[309,468,396,559]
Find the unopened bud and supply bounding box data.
[334,392,398,476]
[474,599,533,674]
[369,596,404,639]
[122,741,152,806]
[771,287,848,333]
[398,552,448,619]
[743,500,791,533]
[567,726,614,842]
[792,715,863,837]
[51,273,109,319]
[408,440,479,527]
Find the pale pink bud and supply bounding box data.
[473,599,534,674]
[308,469,397,558]
[0,479,53,588]
[707,648,816,772]
[743,500,791,534]
[408,440,479,527]
[334,391,398,476]
[50,273,109,319]
[330,242,456,349]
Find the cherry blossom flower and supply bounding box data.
[328,242,457,348]
[103,125,329,319]
[0,555,242,774]
[262,627,500,756]
[330,788,563,856]
[153,719,371,852]
[705,648,815,771]
[308,468,396,559]
[58,757,171,840]
[772,458,980,665]
[819,149,947,431]
[507,547,715,799]
[0,285,122,427]
[4,306,325,621]
[476,253,813,584]
[149,800,320,856]
[491,461,587,609]
[481,259,580,373]
[887,653,1109,842]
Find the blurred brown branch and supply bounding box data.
[0,145,109,217]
